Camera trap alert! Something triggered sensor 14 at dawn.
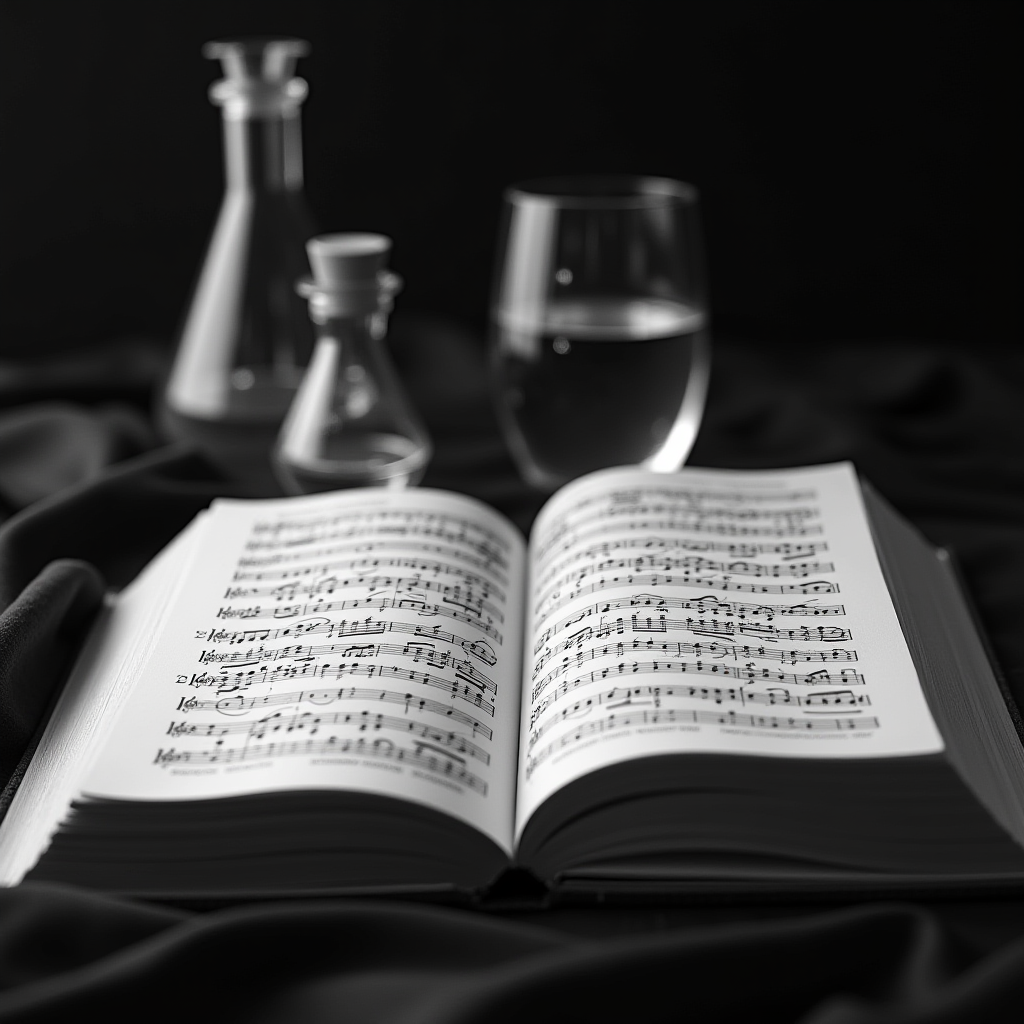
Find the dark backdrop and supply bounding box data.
[1,0,1020,357]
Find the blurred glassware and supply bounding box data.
[488,175,711,491]
[273,234,433,493]
[160,38,317,491]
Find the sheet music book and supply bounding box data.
[3,462,1024,901]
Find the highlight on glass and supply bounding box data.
[488,176,710,492]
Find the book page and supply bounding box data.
[81,489,526,856]
[514,463,945,840]
[0,517,207,885]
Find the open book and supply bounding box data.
[3,463,1024,901]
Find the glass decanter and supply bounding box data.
[273,234,433,493]
[160,38,317,491]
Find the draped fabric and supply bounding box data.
[0,320,1021,1023]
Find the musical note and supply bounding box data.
[529,685,871,743]
[175,685,494,738]
[532,635,857,679]
[217,596,504,643]
[532,594,846,651]
[248,508,511,571]
[223,574,504,623]
[533,573,840,625]
[166,709,491,764]
[536,517,825,564]
[154,737,489,794]
[198,643,496,694]
[525,708,880,776]
[238,535,510,585]
[531,659,864,703]
[535,536,830,593]
[234,554,505,598]
[199,619,499,667]
[535,555,836,613]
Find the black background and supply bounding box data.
[1,0,1020,356]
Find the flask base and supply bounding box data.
[158,404,288,496]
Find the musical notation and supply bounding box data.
[234,554,504,597]
[167,709,491,764]
[531,659,864,703]
[545,486,817,520]
[535,536,830,592]
[193,657,496,713]
[532,636,855,693]
[199,640,495,690]
[533,636,857,679]
[175,685,494,738]
[248,509,510,570]
[224,574,504,624]
[535,517,825,564]
[534,573,839,624]
[532,614,851,671]
[238,536,510,585]
[529,685,871,744]
[536,555,836,612]
[217,596,504,643]
[200,618,498,665]
[155,737,488,794]
[525,708,880,776]
[533,595,845,651]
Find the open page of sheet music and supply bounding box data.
[82,489,526,855]
[514,463,945,840]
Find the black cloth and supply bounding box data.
[0,322,1022,1022]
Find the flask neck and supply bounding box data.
[223,111,304,193]
[314,309,390,346]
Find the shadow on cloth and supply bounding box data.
[0,324,1022,1022]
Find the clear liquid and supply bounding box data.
[490,298,710,490]
[273,432,430,494]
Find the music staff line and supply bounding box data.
[532,636,858,681]
[545,500,820,537]
[545,487,818,521]
[534,616,855,674]
[535,536,831,592]
[534,504,822,561]
[217,596,504,644]
[535,555,836,612]
[189,658,497,715]
[175,685,494,738]
[534,518,825,565]
[199,618,498,665]
[226,574,504,623]
[234,554,505,597]
[525,708,881,776]
[200,641,495,691]
[533,595,846,652]
[245,527,509,576]
[532,632,854,693]
[529,684,872,746]
[167,709,491,765]
[155,737,488,795]
[531,658,865,703]
[534,573,839,627]
[238,536,510,586]
[250,508,510,554]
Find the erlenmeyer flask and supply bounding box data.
[273,234,433,493]
[160,38,317,491]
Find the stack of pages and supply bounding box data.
[2,463,1023,900]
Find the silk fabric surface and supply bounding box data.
[0,320,1021,1023]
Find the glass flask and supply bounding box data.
[273,234,433,493]
[160,38,317,491]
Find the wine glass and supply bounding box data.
[488,176,710,492]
